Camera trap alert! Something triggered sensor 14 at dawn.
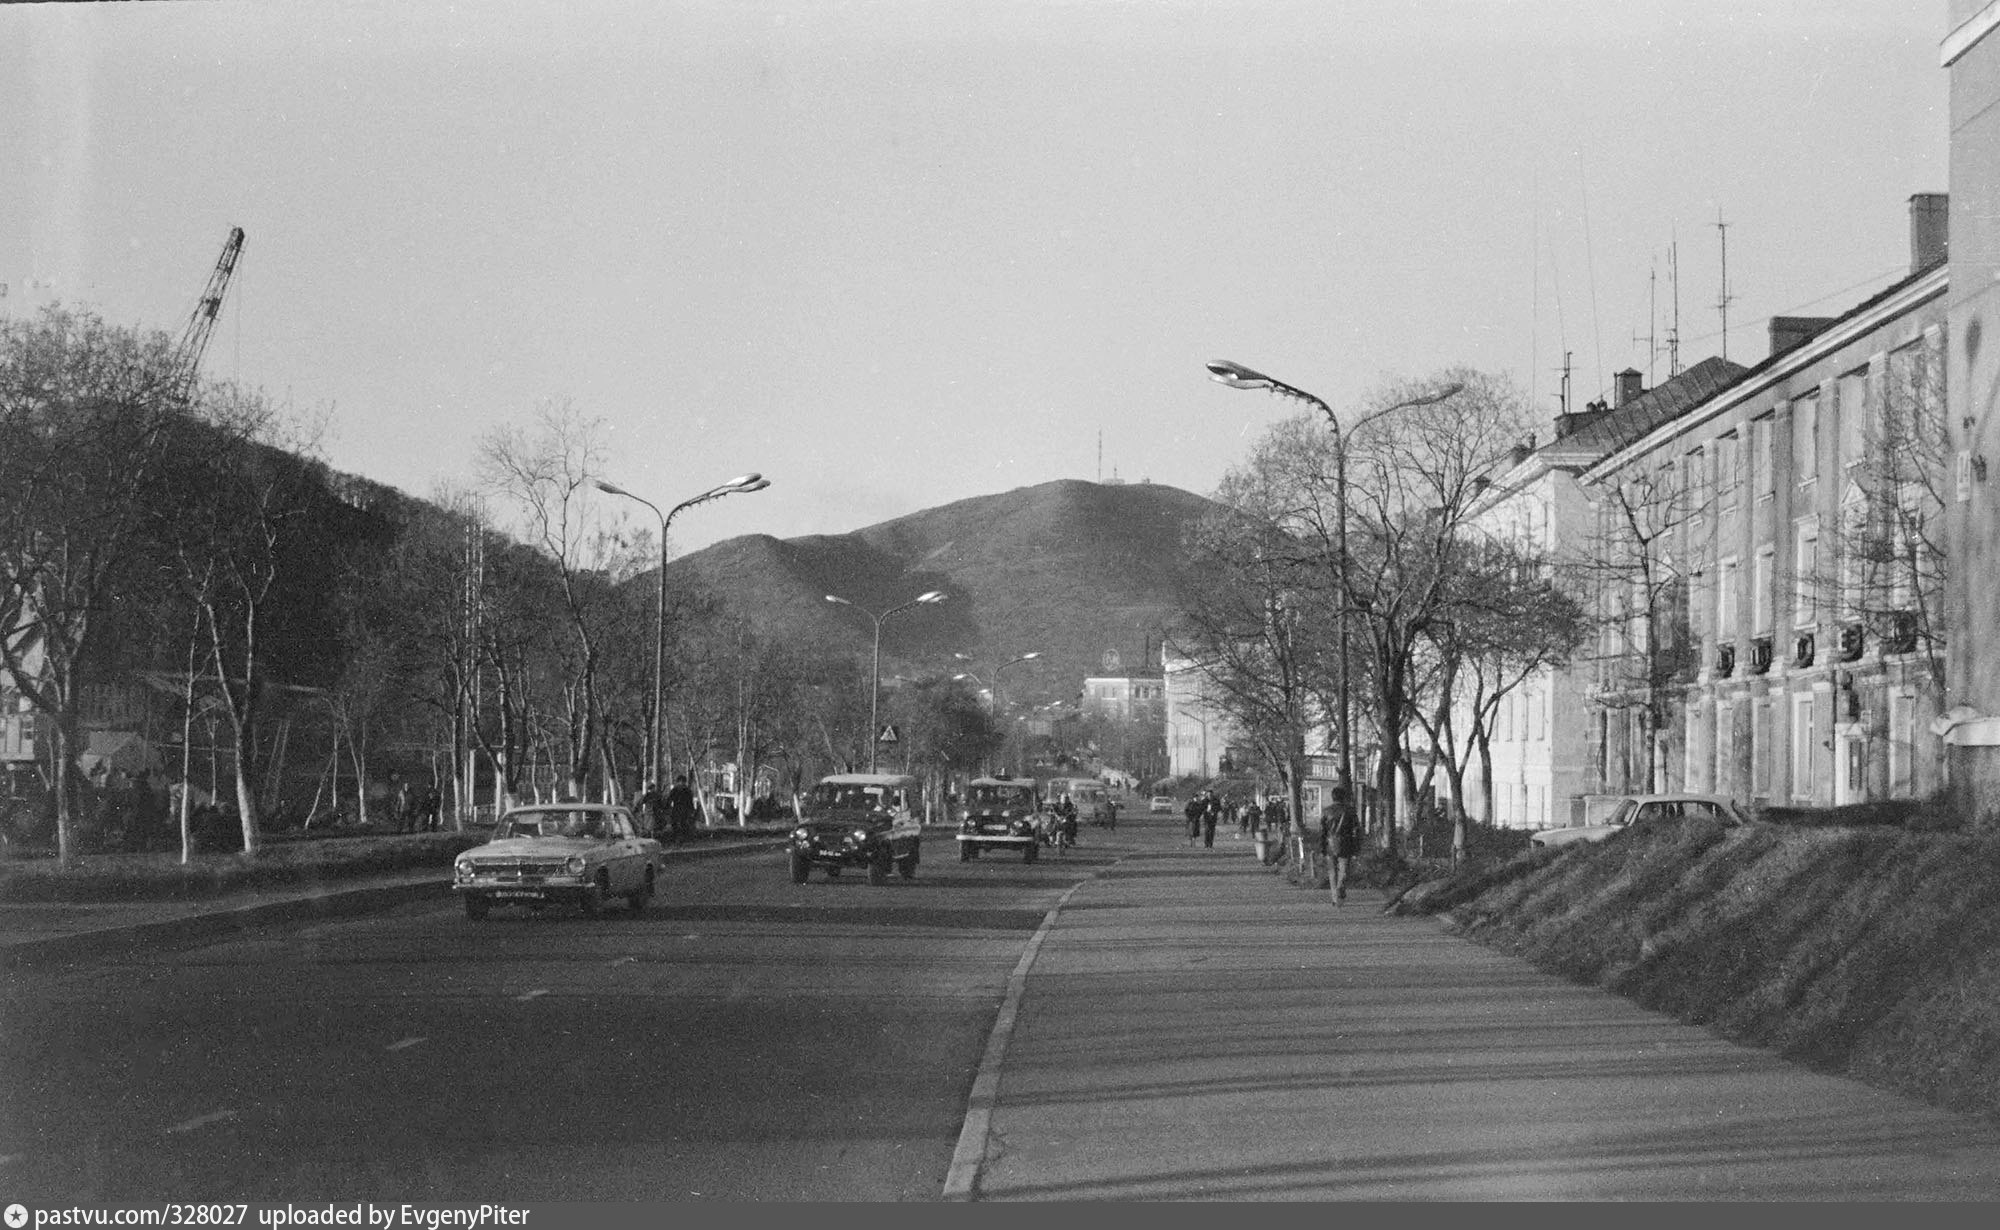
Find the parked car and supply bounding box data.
[788,773,923,884]
[1530,793,1748,848]
[1148,795,1174,815]
[453,803,662,919]
[957,775,1043,863]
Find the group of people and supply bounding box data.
[638,774,702,843]
[1181,783,1362,905]
[392,778,443,832]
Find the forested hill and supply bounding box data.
[663,478,1223,705]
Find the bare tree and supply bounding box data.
[478,401,625,802]
[0,306,184,863]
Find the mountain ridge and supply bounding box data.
[664,478,1222,705]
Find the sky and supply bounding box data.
[2,0,1952,556]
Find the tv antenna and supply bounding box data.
[1713,208,1736,361]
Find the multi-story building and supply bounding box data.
[1160,647,1242,779]
[1464,357,1747,827]
[1079,673,1166,723]
[1940,4,2000,821]
[1583,196,1950,810]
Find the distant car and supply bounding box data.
[957,776,1043,863]
[1530,793,1748,848]
[789,773,924,884]
[1149,795,1174,815]
[453,803,662,919]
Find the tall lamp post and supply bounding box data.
[1206,361,1461,843]
[825,590,948,772]
[595,474,770,799]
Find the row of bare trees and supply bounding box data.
[2,307,1004,865]
[1171,369,1587,866]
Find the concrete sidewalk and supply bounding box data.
[0,835,785,966]
[949,838,2000,1201]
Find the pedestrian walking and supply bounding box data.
[1184,794,1203,845]
[1201,793,1219,848]
[1322,784,1363,906]
[638,780,667,839]
[421,783,443,831]
[1241,798,1261,837]
[394,778,415,833]
[666,774,699,843]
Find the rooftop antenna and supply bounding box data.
[1554,350,1573,416]
[1631,263,1658,386]
[1713,208,1736,362]
[1667,236,1683,377]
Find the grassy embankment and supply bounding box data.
[1389,814,2000,1123]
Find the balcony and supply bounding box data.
[1839,622,1865,662]
[1749,637,1773,675]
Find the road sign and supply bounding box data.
[877,724,899,744]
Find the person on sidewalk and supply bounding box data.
[1240,797,1261,838]
[1322,784,1363,906]
[666,775,699,843]
[1185,794,1203,846]
[1201,794,1219,848]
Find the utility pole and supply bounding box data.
[1631,264,1658,386]
[1554,350,1573,416]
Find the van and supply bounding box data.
[1042,777,1111,827]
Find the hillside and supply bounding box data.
[664,479,1222,702]
[1391,820,2000,1123]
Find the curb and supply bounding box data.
[940,858,1118,1201]
[0,838,786,968]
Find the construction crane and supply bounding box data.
[173,226,245,402]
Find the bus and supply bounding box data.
[1041,776,1112,828]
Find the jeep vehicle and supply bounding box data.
[788,773,923,885]
[956,775,1042,863]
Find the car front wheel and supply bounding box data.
[579,873,607,918]
[958,842,973,862]
[1023,843,1038,864]
[627,868,654,914]
[898,850,918,879]
[868,850,891,886]
[789,850,811,883]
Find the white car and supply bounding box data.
[453,803,663,918]
[1530,793,1748,848]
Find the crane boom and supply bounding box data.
[175,226,245,399]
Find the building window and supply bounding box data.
[1753,547,1775,637]
[1889,691,1914,799]
[1754,699,1774,799]
[1793,393,1820,488]
[1715,700,1736,797]
[1839,368,1869,470]
[1718,432,1740,512]
[1717,556,1740,640]
[1752,415,1774,499]
[1685,700,1705,791]
[1793,520,1818,628]
[1791,692,1816,801]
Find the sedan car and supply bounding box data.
[1530,793,1748,848]
[1149,795,1174,815]
[453,803,663,919]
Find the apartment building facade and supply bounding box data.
[1583,199,1950,810]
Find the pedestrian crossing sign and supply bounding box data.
[878,724,899,744]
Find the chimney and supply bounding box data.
[1910,192,1948,273]
[1615,368,1644,407]
[1770,316,1837,358]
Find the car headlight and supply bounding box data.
[454,859,475,883]
[564,855,587,875]
[792,826,811,842]
[850,828,870,844]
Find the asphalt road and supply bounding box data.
[0,829,1119,1202]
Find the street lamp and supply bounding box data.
[595,473,771,799]
[825,590,948,772]
[1206,360,1461,841]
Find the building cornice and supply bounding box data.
[1582,266,1946,484]
[1944,1,2000,66]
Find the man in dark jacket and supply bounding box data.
[666,775,699,843]
[1321,784,1363,906]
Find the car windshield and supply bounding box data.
[969,785,1034,807]
[1605,800,1639,827]
[495,810,612,840]
[812,784,901,810]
